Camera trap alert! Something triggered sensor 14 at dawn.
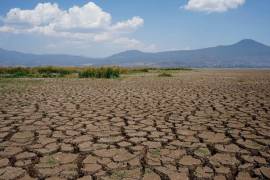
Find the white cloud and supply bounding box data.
[3,2,113,30]
[183,0,245,13]
[111,16,144,32]
[0,2,152,53]
[5,3,62,26]
[54,2,112,30]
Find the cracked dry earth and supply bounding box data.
[0,70,270,180]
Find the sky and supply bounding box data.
[0,0,269,57]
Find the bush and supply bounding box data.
[158,73,173,77]
[0,66,189,78]
[162,67,192,71]
[79,67,120,78]
[0,67,32,77]
[124,68,150,74]
[35,66,73,76]
[0,66,122,78]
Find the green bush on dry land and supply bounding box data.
[0,66,75,78]
[79,67,120,78]
[35,66,73,76]
[158,72,173,77]
[0,67,32,78]
[0,66,122,79]
[161,67,192,71]
[0,66,191,78]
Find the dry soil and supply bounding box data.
[0,70,269,180]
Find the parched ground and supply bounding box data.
[0,70,270,180]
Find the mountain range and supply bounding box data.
[1,39,270,68]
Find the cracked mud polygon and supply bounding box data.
[0,70,270,180]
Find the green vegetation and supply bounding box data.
[145,168,152,174]
[158,72,173,77]
[35,66,74,77]
[0,66,121,78]
[79,67,120,78]
[47,156,58,166]
[194,147,211,156]
[161,67,192,71]
[0,66,191,79]
[150,148,161,157]
[0,66,76,78]
[122,67,191,74]
[111,170,128,179]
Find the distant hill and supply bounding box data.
[0,48,96,66]
[104,39,270,67]
[1,39,270,67]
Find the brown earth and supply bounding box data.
[0,70,270,180]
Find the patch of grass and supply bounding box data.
[237,79,245,83]
[145,168,152,174]
[47,156,58,166]
[158,72,173,77]
[195,148,211,156]
[150,148,161,157]
[111,170,127,179]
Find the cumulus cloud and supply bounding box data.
[0,2,151,51]
[183,0,246,13]
[111,16,144,32]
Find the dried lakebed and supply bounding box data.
[0,70,270,180]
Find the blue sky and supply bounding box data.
[0,0,269,57]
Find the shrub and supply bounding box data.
[0,66,190,78]
[79,67,120,78]
[79,68,96,78]
[162,67,192,71]
[158,73,173,77]
[0,67,32,77]
[35,66,73,76]
[125,68,150,74]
